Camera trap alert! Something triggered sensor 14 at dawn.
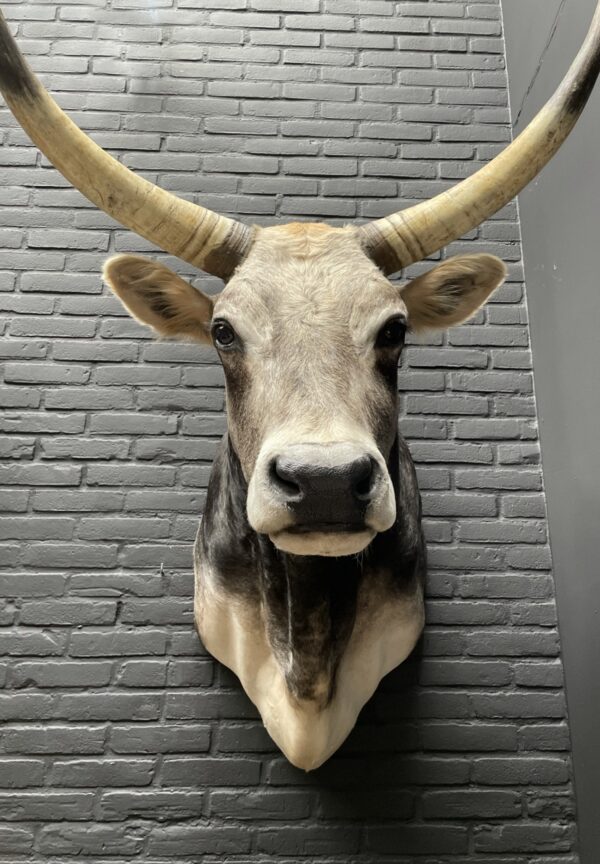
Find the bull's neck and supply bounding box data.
[199,433,423,704]
[202,436,384,700]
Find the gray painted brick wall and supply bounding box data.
[0,0,578,860]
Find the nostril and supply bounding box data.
[270,457,302,499]
[352,457,377,501]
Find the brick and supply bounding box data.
[1,724,107,753]
[0,295,55,315]
[165,691,259,720]
[117,660,168,688]
[125,490,206,512]
[87,464,176,487]
[110,723,211,753]
[474,823,573,853]
[54,693,161,722]
[422,720,518,751]
[99,789,205,822]
[90,413,177,435]
[0,572,66,598]
[0,387,40,409]
[0,517,74,540]
[317,786,415,819]
[148,825,251,855]
[457,468,543,490]
[458,519,547,543]
[119,547,193,571]
[467,630,560,657]
[519,724,571,752]
[168,660,214,687]
[9,661,112,689]
[0,464,81,486]
[37,822,147,856]
[77,517,170,541]
[0,791,95,821]
[0,628,67,657]
[366,825,468,855]
[49,758,156,787]
[459,574,553,600]
[406,394,490,415]
[162,757,261,786]
[526,790,576,819]
[44,386,134,410]
[454,417,535,439]
[472,756,570,785]
[472,692,566,719]
[0,759,45,788]
[0,487,30,513]
[0,340,49,359]
[52,341,138,362]
[423,789,521,819]
[21,544,119,570]
[503,494,548,518]
[70,570,163,597]
[507,545,553,570]
[69,629,168,657]
[217,722,279,753]
[254,0,318,9]
[0,686,52,718]
[257,825,360,855]
[422,493,497,517]
[40,437,130,461]
[33,490,124,512]
[210,790,311,819]
[420,659,512,687]
[0,825,34,854]
[515,660,563,687]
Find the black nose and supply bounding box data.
[271,452,376,528]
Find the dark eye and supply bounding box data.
[211,320,236,349]
[376,316,406,349]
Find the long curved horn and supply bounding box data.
[0,13,254,280]
[359,1,600,275]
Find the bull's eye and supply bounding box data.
[375,316,407,349]
[211,319,236,349]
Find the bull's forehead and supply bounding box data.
[214,223,406,341]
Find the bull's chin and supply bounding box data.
[270,526,375,557]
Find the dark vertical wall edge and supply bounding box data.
[502,1,600,860]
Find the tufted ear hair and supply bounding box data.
[103,255,214,343]
[400,254,507,332]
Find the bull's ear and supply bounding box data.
[400,254,507,332]
[103,255,214,343]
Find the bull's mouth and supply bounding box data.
[270,526,375,558]
[287,522,366,534]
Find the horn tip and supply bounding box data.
[0,14,38,100]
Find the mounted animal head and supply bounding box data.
[103,232,505,556]
[1,6,600,768]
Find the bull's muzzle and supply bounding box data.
[247,441,396,557]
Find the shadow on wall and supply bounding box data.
[208,643,442,852]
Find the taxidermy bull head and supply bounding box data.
[1,5,599,769]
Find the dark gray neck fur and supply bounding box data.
[196,434,426,704]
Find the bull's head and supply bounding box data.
[104,232,505,558]
[1,5,599,768]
